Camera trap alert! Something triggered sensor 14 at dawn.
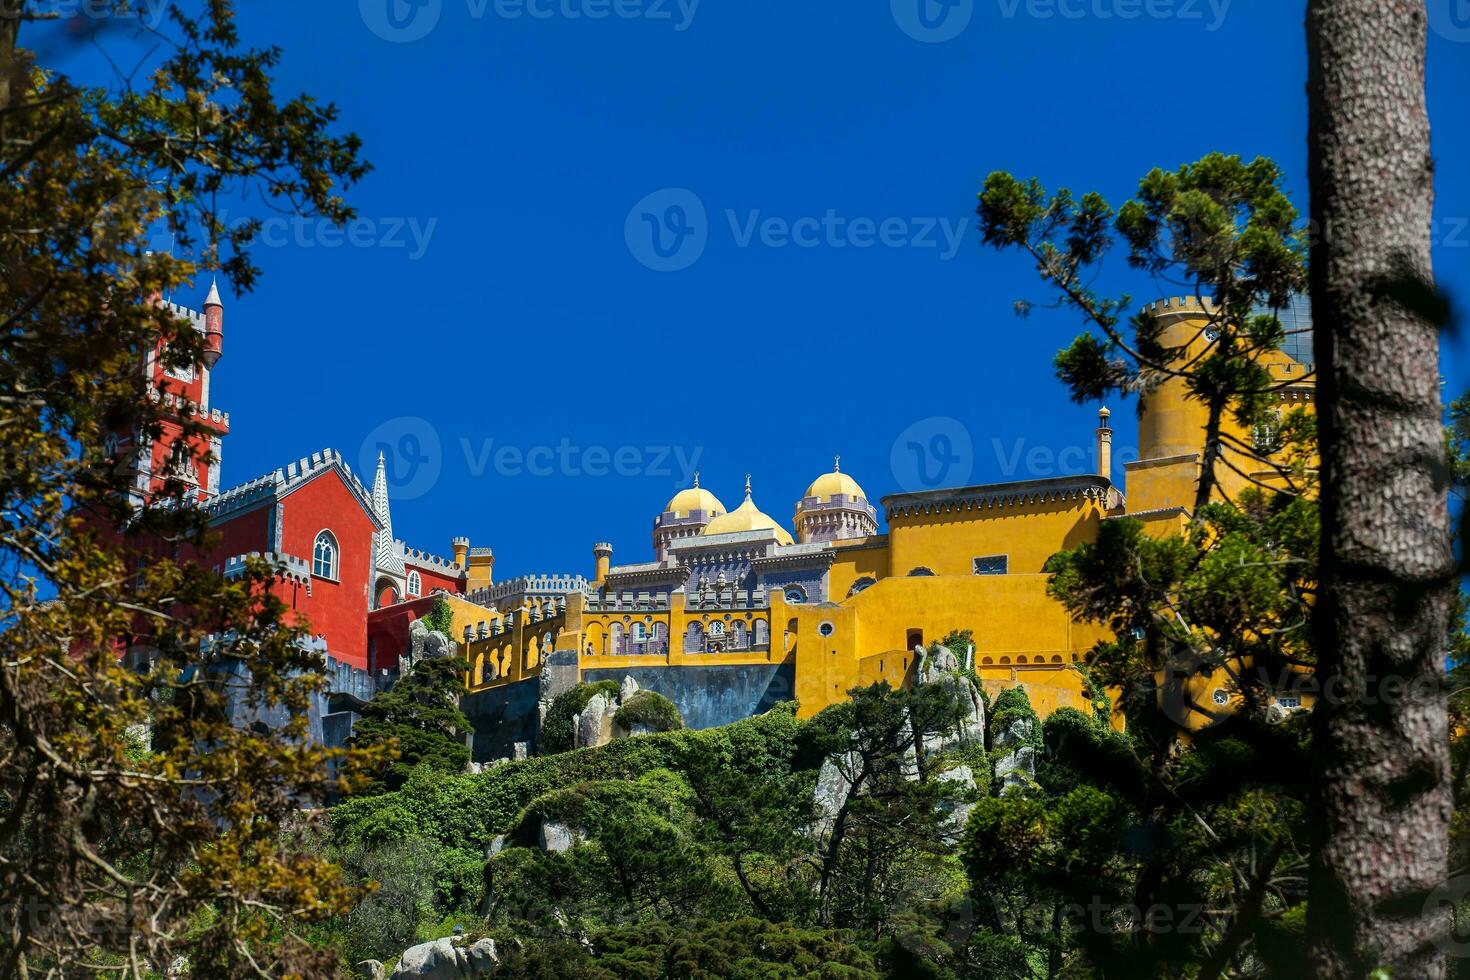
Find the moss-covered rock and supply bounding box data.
[613,690,683,735]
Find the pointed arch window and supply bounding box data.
[406,570,422,597]
[312,531,338,580]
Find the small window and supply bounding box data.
[312,531,338,580]
[709,621,726,637]
[406,570,421,597]
[973,555,1008,576]
[848,576,876,597]
[818,622,835,638]
[1276,696,1301,710]
[784,586,807,604]
[907,567,935,577]
[1212,689,1229,706]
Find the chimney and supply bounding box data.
[1096,406,1113,481]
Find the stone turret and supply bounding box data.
[593,541,613,583]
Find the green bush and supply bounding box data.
[613,690,683,733]
[540,680,622,755]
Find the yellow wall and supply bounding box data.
[887,496,1106,577]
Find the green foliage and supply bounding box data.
[350,654,475,795]
[421,595,455,637]
[541,680,623,755]
[614,690,684,733]
[491,917,880,979]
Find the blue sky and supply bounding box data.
[46,0,1470,579]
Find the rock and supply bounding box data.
[936,765,977,840]
[539,820,580,853]
[574,693,614,749]
[994,716,1035,752]
[620,675,640,701]
[994,745,1036,796]
[512,741,529,761]
[812,750,859,839]
[920,646,960,684]
[356,961,386,980]
[488,834,507,857]
[390,936,498,979]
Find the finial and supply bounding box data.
[378,449,385,463]
[692,471,699,489]
[834,455,841,473]
[744,474,752,498]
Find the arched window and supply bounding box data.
[406,570,421,597]
[731,621,748,649]
[708,620,726,637]
[784,586,807,604]
[847,576,876,597]
[685,621,704,653]
[312,531,338,579]
[754,619,770,647]
[632,622,647,642]
[907,566,935,577]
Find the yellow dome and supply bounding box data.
[804,460,867,503]
[702,480,793,546]
[664,477,725,519]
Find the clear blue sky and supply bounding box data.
[48,1,1470,579]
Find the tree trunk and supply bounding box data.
[1306,2,1454,977]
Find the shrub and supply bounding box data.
[614,690,683,733]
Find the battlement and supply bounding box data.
[161,300,208,334]
[466,573,587,609]
[221,551,312,587]
[452,536,470,547]
[396,540,463,573]
[469,547,494,558]
[207,447,375,524]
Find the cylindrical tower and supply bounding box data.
[452,536,470,568]
[203,278,223,368]
[794,458,878,544]
[1095,406,1113,480]
[593,541,613,583]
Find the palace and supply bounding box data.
[127,287,1315,757]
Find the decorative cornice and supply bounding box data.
[881,475,1112,521]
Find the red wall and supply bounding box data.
[366,593,440,673]
[278,471,378,669]
[406,561,464,597]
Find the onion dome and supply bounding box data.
[662,472,726,519]
[702,476,794,546]
[795,457,878,545]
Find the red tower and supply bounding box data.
[120,281,232,506]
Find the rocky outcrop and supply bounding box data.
[919,645,986,756]
[574,692,616,749]
[390,936,498,979]
[539,820,581,854]
[936,764,978,841]
[992,716,1036,795]
[401,619,455,677]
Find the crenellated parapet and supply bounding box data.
[221,551,312,588]
[206,448,376,526]
[161,299,209,334]
[395,541,463,574]
[465,573,587,611]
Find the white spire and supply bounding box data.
[372,451,404,576]
[203,277,222,308]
